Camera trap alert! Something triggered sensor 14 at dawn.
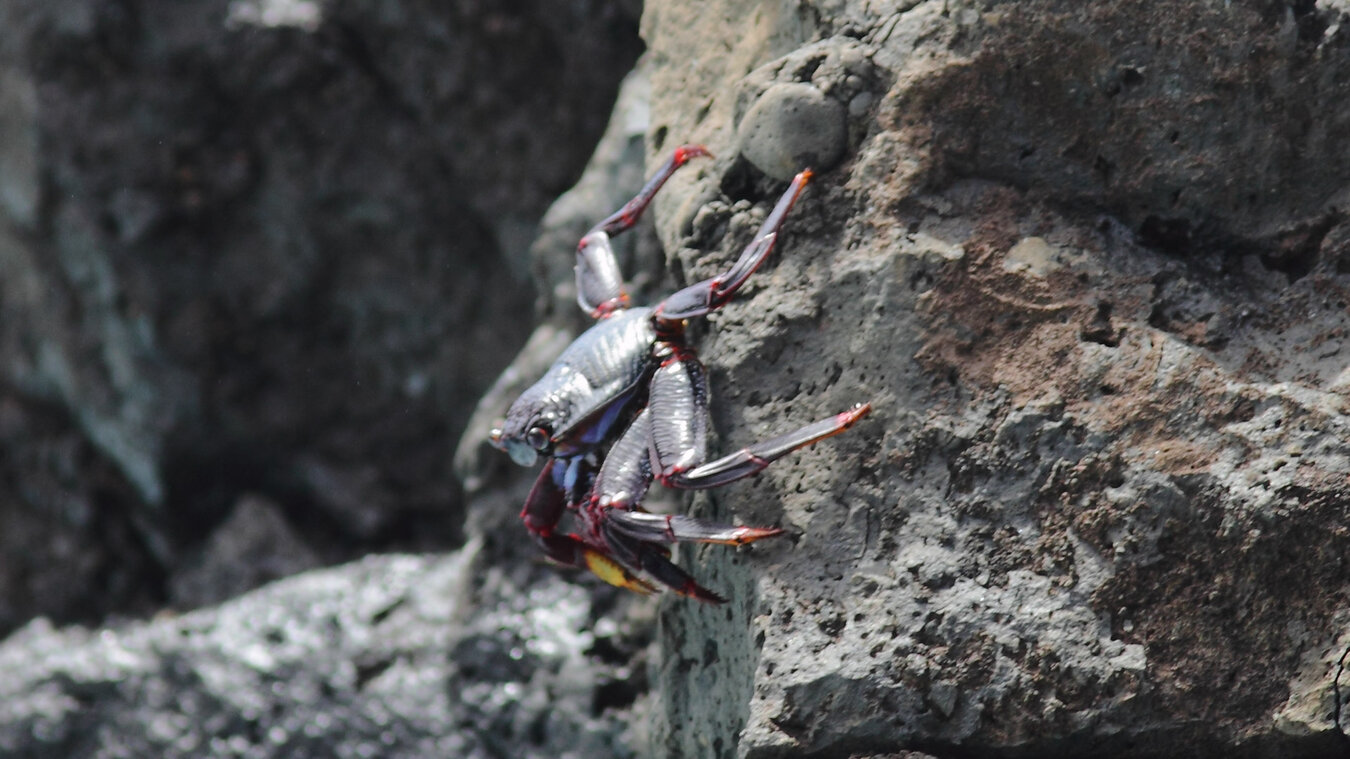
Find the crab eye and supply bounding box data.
[526,426,551,451]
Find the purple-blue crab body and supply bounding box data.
[489,145,870,602]
[492,307,656,466]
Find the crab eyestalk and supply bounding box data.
[489,425,540,467]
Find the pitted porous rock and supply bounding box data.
[736,82,847,181]
[639,1,1350,758]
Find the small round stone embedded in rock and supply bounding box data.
[737,82,847,181]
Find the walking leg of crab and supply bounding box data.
[655,168,813,321]
[644,344,871,487]
[606,510,784,546]
[587,402,780,545]
[594,144,712,236]
[583,405,781,601]
[588,406,655,509]
[637,545,728,603]
[598,517,737,603]
[576,144,711,316]
[647,352,709,478]
[661,402,872,489]
[591,412,786,545]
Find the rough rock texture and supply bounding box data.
[737,82,847,181]
[617,1,1350,756]
[0,550,639,759]
[0,0,640,626]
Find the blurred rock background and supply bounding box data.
[5,1,1350,758]
[0,0,641,629]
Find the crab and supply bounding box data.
[489,145,870,602]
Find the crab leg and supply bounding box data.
[589,405,784,544]
[644,343,870,488]
[582,404,782,602]
[598,512,756,604]
[582,546,658,596]
[589,407,655,509]
[590,517,722,602]
[647,352,709,480]
[576,145,711,317]
[662,403,872,490]
[606,510,783,546]
[593,145,711,237]
[516,429,662,597]
[654,168,812,322]
[633,542,728,603]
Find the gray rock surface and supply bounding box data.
[624,1,1350,756]
[737,82,846,181]
[0,549,637,759]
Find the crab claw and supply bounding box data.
[582,547,657,595]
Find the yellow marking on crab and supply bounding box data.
[583,549,656,595]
